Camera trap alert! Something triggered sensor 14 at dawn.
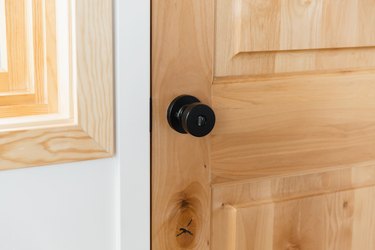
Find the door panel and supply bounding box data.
[218,0,375,53]
[152,0,375,249]
[212,70,375,182]
[212,165,375,250]
[216,0,375,76]
[214,187,375,250]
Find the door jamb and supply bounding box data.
[115,0,151,249]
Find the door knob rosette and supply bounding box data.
[167,95,216,137]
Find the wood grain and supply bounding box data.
[212,164,375,250]
[0,0,114,169]
[0,126,110,169]
[76,0,114,154]
[152,0,213,249]
[212,70,375,183]
[236,0,375,52]
[216,0,375,76]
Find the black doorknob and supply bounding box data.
[167,95,216,137]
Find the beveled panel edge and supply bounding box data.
[212,162,375,209]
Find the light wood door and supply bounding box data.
[152,0,375,249]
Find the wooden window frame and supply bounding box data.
[0,0,7,72]
[0,0,114,169]
[0,0,58,118]
[0,0,30,92]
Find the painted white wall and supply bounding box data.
[0,0,150,249]
[115,0,150,249]
[0,159,117,250]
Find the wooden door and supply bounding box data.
[152,0,375,249]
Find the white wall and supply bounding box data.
[0,159,117,250]
[0,0,150,249]
[116,0,150,249]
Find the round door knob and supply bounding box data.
[167,95,216,137]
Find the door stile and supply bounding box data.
[152,0,214,249]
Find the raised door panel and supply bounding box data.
[212,165,375,250]
[216,0,375,76]
[211,70,375,183]
[230,0,375,52]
